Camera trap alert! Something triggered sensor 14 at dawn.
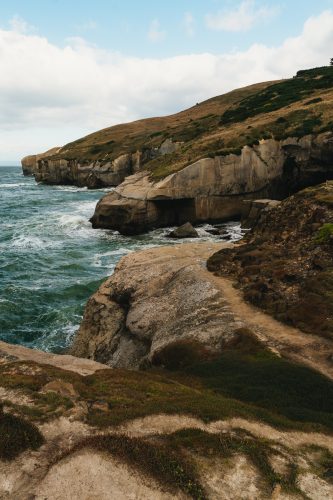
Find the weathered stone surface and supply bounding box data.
[91,133,333,234]
[71,242,245,368]
[241,199,281,228]
[34,153,133,188]
[21,147,61,176]
[167,222,199,238]
[23,138,182,188]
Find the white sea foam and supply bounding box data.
[54,185,88,192]
[10,234,54,250]
[92,248,133,267]
[0,182,27,188]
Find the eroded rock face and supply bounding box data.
[34,153,133,188]
[71,243,245,368]
[21,147,61,176]
[23,139,182,188]
[91,133,333,234]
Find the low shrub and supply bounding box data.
[0,407,44,460]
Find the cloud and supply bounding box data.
[183,12,195,37]
[205,0,278,32]
[0,11,332,159]
[9,15,35,34]
[147,19,166,42]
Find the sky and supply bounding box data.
[0,0,333,162]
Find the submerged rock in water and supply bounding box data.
[167,222,198,238]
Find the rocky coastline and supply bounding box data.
[7,66,333,498]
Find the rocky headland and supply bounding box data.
[90,132,333,234]
[7,66,333,499]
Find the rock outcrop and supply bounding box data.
[71,242,243,368]
[241,199,281,228]
[167,222,198,238]
[23,139,182,188]
[71,240,333,378]
[91,133,333,234]
[34,153,134,188]
[21,147,61,176]
[208,181,333,340]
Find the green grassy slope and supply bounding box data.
[45,66,333,180]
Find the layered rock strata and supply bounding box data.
[91,133,333,234]
[21,147,61,176]
[22,138,182,188]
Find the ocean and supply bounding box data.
[0,166,244,353]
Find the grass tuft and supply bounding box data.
[0,405,44,460]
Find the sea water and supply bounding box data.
[0,166,244,352]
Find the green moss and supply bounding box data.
[0,408,44,460]
[314,223,333,244]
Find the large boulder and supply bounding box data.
[167,222,199,238]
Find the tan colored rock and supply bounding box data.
[21,147,60,176]
[91,133,333,234]
[71,242,245,367]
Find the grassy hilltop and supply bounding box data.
[50,66,333,179]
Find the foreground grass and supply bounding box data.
[59,427,302,499]
[0,406,44,460]
[1,328,333,435]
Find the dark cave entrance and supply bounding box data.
[153,198,196,226]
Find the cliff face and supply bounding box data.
[21,147,61,176]
[71,240,333,379]
[34,153,133,188]
[71,242,239,368]
[22,66,333,191]
[91,133,333,234]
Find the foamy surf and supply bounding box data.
[0,166,243,353]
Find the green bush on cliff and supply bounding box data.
[314,223,333,244]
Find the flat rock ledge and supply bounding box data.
[0,340,108,376]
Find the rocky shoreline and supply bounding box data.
[8,66,333,498]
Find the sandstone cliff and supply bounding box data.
[21,147,61,176]
[22,66,333,194]
[91,132,333,234]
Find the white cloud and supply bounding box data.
[205,0,278,32]
[0,11,332,160]
[147,19,166,43]
[9,15,35,34]
[183,12,195,37]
